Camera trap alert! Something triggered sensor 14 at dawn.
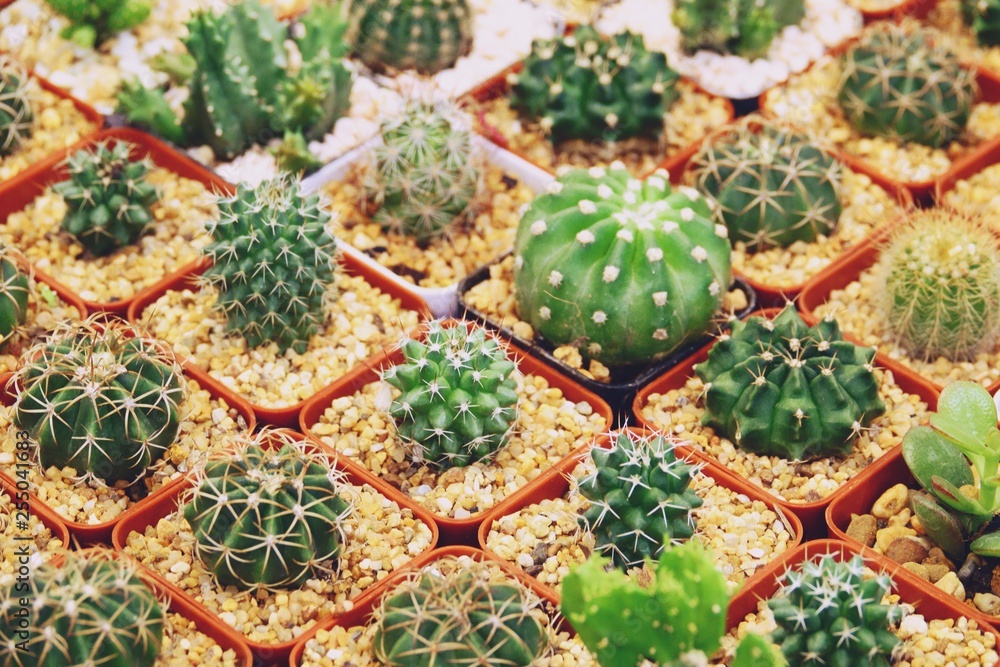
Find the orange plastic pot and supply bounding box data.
[1,469,70,550]
[935,120,1000,201]
[858,0,937,22]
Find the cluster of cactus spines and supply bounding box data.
[202,175,338,354]
[873,209,1000,361]
[512,163,732,367]
[769,554,904,666]
[183,430,352,592]
[12,318,185,485]
[577,430,703,570]
[0,551,164,667]
[0,57,32,158]
[0,244,30,345]
[372,556,549,667]
[380,321,520,470]
[45,0,153,48]
[672,0,806,60]
[360,102,481,241]
[695,307,886,461]
[964,0,1000,46]
[53,141,159,257]
[346,0,474,75]
[838,24,977,148]
[508,25,679,144]
[689,116,844,251]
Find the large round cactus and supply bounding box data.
[0,244,29,345]
[0,56,32,157]
[512,163,732,367]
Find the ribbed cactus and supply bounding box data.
[372,557,548,667]
[183,431,352,592]
[769,554,904,666]
[874,209,1000,361]
[695,307,885,461]
[380,321,519,470]
[838,24,976,148]
[45,0,153,48]
[689,116,844,251]
[346,0,474,75]
[509,25,679,144]
[672,0,806,60]
[202,175,338,354]
[0,551,164,667]
[0,244,29,345]
[965,0,1000,46]
[512,164,732,367]
[53,141,159,258]
[12,319,185,484]
[0,57,32,157]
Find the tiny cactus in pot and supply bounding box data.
[672,0,806,60]
[45,0,153,48]
[963,0,1000,46]
[0,57,33,157]
[0,244,30,346]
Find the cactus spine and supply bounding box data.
[672,0,806,60]
[45,0,153,48]
[0,57,32,157]
[0,244,29,345]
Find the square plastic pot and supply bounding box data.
[1,468,70,551]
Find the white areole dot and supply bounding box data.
[709,281,720,295]
[579,200,597,214]
[576,230,595,244]
[680,208,695,222]
[603,266,620,282]
[623,191,637,204]
[691,246,708,262]
[610,160,627,171]
[530,220,547,235]
[546,181,563,194]
[646,248,664,262]
[616,229,634,242]
[548,270,563,287]
[662,221,679,233]
[588,166,606,178]
[514,255,523,269]
[597,184,614,199]
[680,186,701,200]
[627,179,642,191]
[715,224,728,238]
[592,311,608,324]
[539,306,551,320]
[647,176,666,190]
[652,291,668,306]
[653,328,669,340]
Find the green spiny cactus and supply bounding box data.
[0,57,32,157]
[874,209,1000,361]
[0,551,164,667]
[346,0,474,75]
[45,0,153,48]
[380,321,519,470]
[838,24,977,148]
[508,25,680,144]
[688,116,844,251]
[672,0,806,60]
[53,141,159,258]
[183,430,352,592]
[372,556,549,667]
[769,554,904,667]
[512,163,732,367]
[694,307,885,461]
[964,0,1000,46]
[0,244,30,346]
[115,79,187,147]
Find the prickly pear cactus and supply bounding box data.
[512,163,732,367]
[0,57,32,157]
[965,0,1000,46]
[45,0,153,48]
[672,0,806,60]
[0,244,29,345]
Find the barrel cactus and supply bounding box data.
[965,0,1000,46]
[694,307,885,461]
[672,0,806,60]
[183,430,352,592]
[838,24,977,148]
[0,57,32,157]
[45,0,153,48]
[512,163,732,367]
[0,244,29,346]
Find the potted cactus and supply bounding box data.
[42,0,152,48]
[927,0,1000,85]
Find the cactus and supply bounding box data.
[769,554,904,666]
[873,209,1000,361]
[0,244,29,346]
[838,24,977,149]
[672,0,806,60]
[53,141,159,258]
[688,116,844,251]
[372,556,549,667]
[45,0,153,48]
[0,57,33,157]
[202,175,338,355]
[508,25,679,144]
[183,430,352,592]
[0,551,164,667]
[11,319,185,485]
[965,0,1000,46]
[346,0,474,75]
[694,307,885,461]
[380,321,519,470]
[512,163,732,367]
[578,430,703,570]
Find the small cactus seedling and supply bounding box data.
[0,244,29,345]
[964,0,1000,46]
[0,57,33,157]
[45,0,153,48]
[672,0,806,60]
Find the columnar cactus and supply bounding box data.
[0,551,164,667]
[838,24,977,148]
[965,0,1000,46]
[372,557,549,667]
[380,321,519,470]
[513,163,732,367]
[509,25,679,144]
[0,244,29,345]
[54,141,159,257]
[346,0,474,75]
[183,431,352,592]
[45,0,153,48]
[672,0,806,60]
[0,57,32,157]
[769,554,904,666]
[694,307,885,461]
[689,116,844,251]
[202,175,338,354]
[874,209,1000,361]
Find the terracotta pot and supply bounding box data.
[0,467,70,550]
[858,0,938,23]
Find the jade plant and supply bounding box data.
[512,164,732,367]
[45,0,153,48]
[509,25,679,144]
[694,307,885,461]
[0,57,32,157]
[672,0,806,60]
[963,0,1000,46]
[0,244,30,345]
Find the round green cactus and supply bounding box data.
[45,0,153,48]
[964,0,1000,46]
[0,57,32,157]
[12,319,185,484]
[672,0,806,60]
[0,244,30,345]
[512,163,732,367]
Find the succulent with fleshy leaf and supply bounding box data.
[963,0,1000,46]
[672,0,806,60]
[45,0,153,48]
[0,57,32,157]
[0,244,29,346]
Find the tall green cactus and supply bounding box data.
[672,0,806,60]
[0,57,33,157]
[45,0,153,48]
[0,244,30,346]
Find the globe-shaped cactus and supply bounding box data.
[0,244,29,345]
[672,0,806,60]
[0,56,32,157]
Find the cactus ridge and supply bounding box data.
[0,243,30,345]
[0,56,32,157]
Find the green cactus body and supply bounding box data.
[0,552,164,667]
[689,117,844,251]
[509,25,679,144]
[769,554,903,667]
[0,58,32,157]
[578,430,703,570]
[838,24,976,149]
[512,164,732,367]
[225,0,287,110]
[381,321,519,470]
[53,141,158,257]
[46,0,153,48]
[672,0,805,60]
[346,0,473,75]
[966,0,1000,46]
[183,432,352,592]
[372,557,548,667]
[694,307,885,461]
[0,246,29,345]
[115,79,187,146]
